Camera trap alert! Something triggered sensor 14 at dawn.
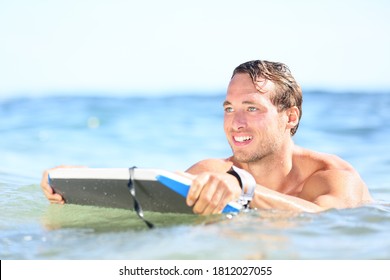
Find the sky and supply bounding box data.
[1,0,390,98]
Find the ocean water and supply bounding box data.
[1,91,390,260]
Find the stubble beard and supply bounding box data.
[233,152,262,163]
[230,136,281,164]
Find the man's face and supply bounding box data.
[223,73,286,163]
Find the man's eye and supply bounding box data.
[224,107,234,113]
[248,106,258,112]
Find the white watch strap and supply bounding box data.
[231,166,256,207]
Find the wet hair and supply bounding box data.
[232,60,302,136]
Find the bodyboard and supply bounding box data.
[48,168,241,214]
[48,168,193,214]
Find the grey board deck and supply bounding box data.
[48,168,193,214]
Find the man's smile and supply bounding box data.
[232,135,253,145]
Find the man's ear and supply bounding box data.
[285,106,300,130]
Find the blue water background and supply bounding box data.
[1,91,390,259]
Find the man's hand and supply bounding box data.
[186,172,241,215]
[40,165,86,204]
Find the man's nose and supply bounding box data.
[232,111,247,131]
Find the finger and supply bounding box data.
[187,173,210,207]
[41,165,86,203]
[42,187,64,204]
[202,175,238,214]
[44,188,65,204]
[48,193,65,204]
[213,189,238,214]
[201,181,226,215]
[41,168,55,195]
[205,174,243,214]
[192,175,222,215]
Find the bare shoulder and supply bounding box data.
[295,147,373,208]
[185,158,233,174]
[294,146,355,170]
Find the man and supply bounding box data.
[41,60,372,214]
[183,60,372,214]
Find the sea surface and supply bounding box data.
[1,91,390,259]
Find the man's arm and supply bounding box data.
[186,159,324,214]
[185,159,372,214]
[249,185,324,212]
[297,169,372,209]
[250,169,372,213]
